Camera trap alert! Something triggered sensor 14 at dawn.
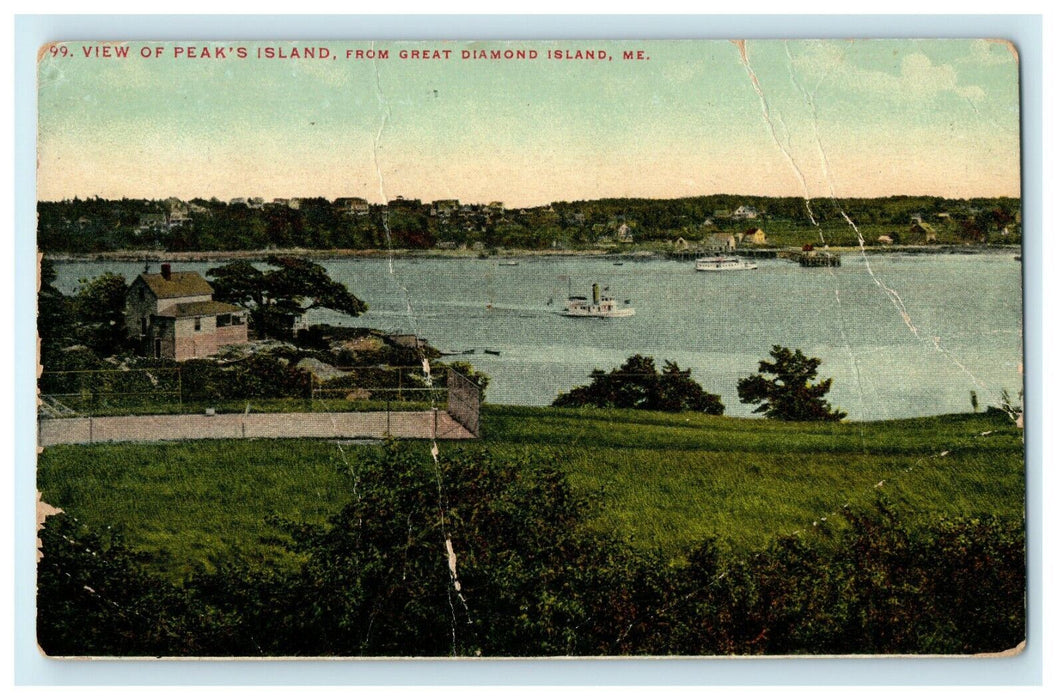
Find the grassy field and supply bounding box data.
[37,405,1025,580]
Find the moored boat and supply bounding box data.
[696,256,757,272]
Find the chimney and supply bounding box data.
[161,263,171,280]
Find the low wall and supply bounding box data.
[38,410,475,447]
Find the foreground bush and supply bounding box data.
[38,445,1024,656]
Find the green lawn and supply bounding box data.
[37,405,1025,580]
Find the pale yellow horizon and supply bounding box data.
[37,39,1021,207]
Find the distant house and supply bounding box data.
[432,199,460,217]
[738,228,768,246]
[673,237,689,250]
[732,205,760,220]
[616,223,634,243]
[703,233,736,252]
[163,199,191,227]
[387,196,423,210]
[137,213,167,231]
[387,333,428,350]
[126,265,248,361]
[877,235,894,245]
[911,221,937,243]
[335,197,370,216]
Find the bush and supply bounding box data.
[553,354,725,414]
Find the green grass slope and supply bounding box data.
[37,405,1024,579]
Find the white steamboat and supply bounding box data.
[562,283,634,318]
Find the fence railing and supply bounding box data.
[38,363,482,438]
[446,367,481,438]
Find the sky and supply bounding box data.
[36,39,1021,207]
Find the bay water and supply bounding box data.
[53,252,1023,420]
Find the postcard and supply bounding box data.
[35,39,1024,658]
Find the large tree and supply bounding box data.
[71,272,129,357]
[737,345,846,421]
[207,256,367,339]
[553,354,725,414]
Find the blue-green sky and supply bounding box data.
[37,39,1020,206]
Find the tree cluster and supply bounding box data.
[38,443,1025,657]
[207,256,367,339]
[552,355,725,414]
[38,260,130,365]
[37,195,1022,253]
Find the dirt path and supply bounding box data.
[38,410,475,447]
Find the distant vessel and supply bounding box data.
[499,260,519,266]
[696,256,757,272]
[798,251,841,268]
[562,283,634,318]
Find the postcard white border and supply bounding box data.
[12,13,1045,687]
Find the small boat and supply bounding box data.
[561,283,634,319]
[613,262,624,266]
[499,261,519,266]
[696,256,757,272]
[483,349,501,355]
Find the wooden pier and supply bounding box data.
[797,252,841,267]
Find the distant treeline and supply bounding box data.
[38,194,1022,253]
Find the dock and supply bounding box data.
[797,252,841,267]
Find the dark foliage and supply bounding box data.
[38,259,76,366]
[70,272,130,357]
[38,267,130,368]
[553,354,725,414]
[38,440,1025,657]
[38,196,1020,253]
[207,256,367,339]
[36,514,230,656]
[738,346,846,421]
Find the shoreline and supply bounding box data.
[42,244,1022,263]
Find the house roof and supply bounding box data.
[136,272,214,299]
[157,301,243,318]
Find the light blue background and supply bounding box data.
[13,13,1043,686]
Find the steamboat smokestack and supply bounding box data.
[592,283,600,304]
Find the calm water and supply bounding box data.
[54,252,1024,420]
